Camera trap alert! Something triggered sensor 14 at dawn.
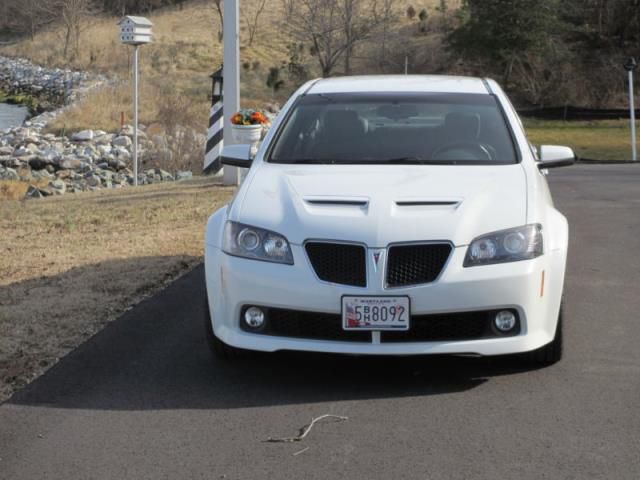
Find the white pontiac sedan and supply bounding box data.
[204,75,574,365]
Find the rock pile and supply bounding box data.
[0,56,199,199]
[0,115,193,198]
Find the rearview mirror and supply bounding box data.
[538,145,575,170]
[221,144,253,168]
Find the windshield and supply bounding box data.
[269,93,518,165]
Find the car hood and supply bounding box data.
[236,164,527,247]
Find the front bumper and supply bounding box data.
[204,244,565,356]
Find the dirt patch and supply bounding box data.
[0,177,233,402]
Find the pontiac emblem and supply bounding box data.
[371,250,384,272]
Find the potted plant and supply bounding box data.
[230,109,269,144]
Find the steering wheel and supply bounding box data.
[431,142,493,161]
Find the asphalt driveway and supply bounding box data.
[1,164,639,479]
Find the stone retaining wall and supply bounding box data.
[0,55,96,107]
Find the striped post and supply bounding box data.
[204,66,224,174]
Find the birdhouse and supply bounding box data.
[118,16,153,45]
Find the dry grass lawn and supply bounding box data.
[0,177,233,402]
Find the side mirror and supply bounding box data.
[221,144,253,168]
[538,145,575,170]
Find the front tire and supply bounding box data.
[527,305,563,366]
[204,293,245,360]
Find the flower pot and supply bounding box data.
[231,124,263,144]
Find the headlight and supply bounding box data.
[464,224,543,267]
[223,221,294,265]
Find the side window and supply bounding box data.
[500,91,534,160]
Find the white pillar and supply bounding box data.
[223,0,240,185]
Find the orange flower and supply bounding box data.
[251,112,267,124]
[231,113,243,125]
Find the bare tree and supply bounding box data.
[342,0,356,74]
[291,0,349,77]
[283,0,396,77]
[41,0,100,61]
[372,0,398,70]
[242,0,267,47]
[4,0,54,40]
[342,0,397,74]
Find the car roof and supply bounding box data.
[307,75,490,95]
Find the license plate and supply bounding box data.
[342,296,410,331]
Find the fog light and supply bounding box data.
[244,307,265,329]
[494,310,517,332]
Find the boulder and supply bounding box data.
[13,146,30,157]
[49,179,66,195]
[28,157,51,170]
[1,167,19,181]
[159,169,174,181]
[95,134,113,145]
[176,170,193,181]
[97,144,112,155]
[25,143,40,154]
[31,169,54,180]
[0,156,21,168]
[40,148,61,164]
[108,158,127,171]
[112,135,132,147]
[72,130,94,141]
[84,172,101,187]
[113,147,131,161]
[24,185,43,199]
[59,158,83,170]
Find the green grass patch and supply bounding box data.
[0,89,41,113]
[524,119,638,161]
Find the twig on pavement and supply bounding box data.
[266,414,349,443]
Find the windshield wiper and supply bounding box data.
[272,157,458,165]
[273,158,336,164]
[383,157,457,165]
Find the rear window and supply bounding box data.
[269,93,518,165]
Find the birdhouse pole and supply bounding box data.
[118,16,153,186]
[133,45,140,183]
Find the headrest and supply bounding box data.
[323,110,367,138]
[444,112,481,139]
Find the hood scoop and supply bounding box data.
[395,198,462,208]
[304,196,369,207]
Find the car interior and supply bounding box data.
[270,100,518,163]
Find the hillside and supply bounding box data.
[0,0,458,135]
